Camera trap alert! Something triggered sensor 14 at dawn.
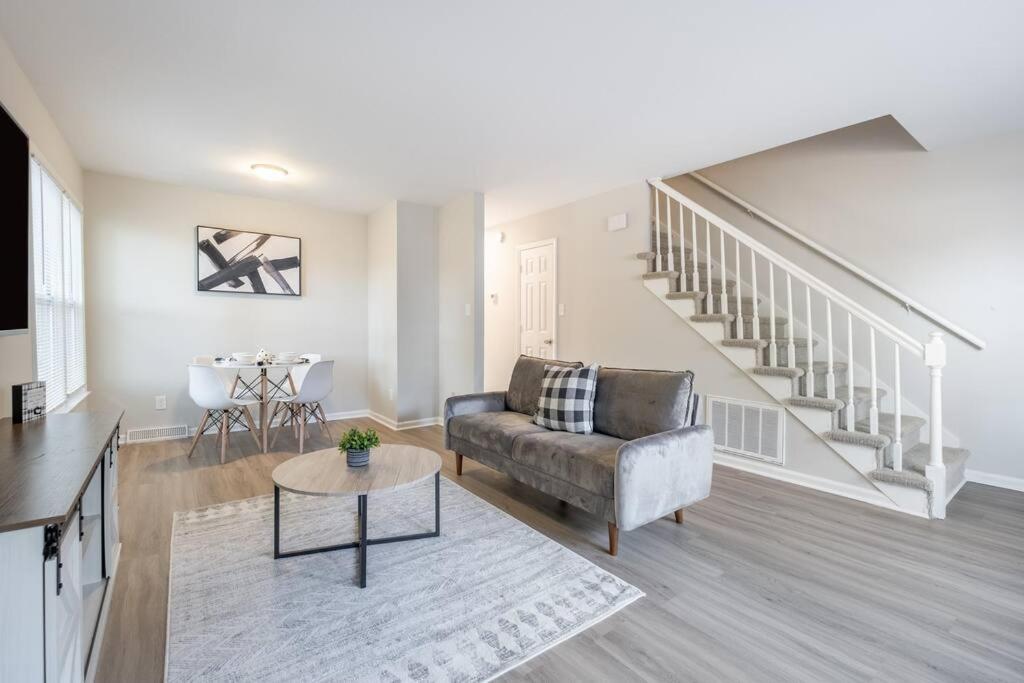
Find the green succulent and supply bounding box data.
[338,427,381,452]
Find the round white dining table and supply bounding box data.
[212,358,307,452]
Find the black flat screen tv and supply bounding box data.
[0,102,29,333]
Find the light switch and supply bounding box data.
[558,303,565,316]
[464,303,472,317]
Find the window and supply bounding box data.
[31,158,86,411]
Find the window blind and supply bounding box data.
[31,158,86,411]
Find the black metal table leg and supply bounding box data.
[359,494,368,588]
[274,485,280,558]
[273,473,442,589]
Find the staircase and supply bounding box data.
[639,178,973,518]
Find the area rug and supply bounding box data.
[165,475,643,682]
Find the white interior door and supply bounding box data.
[519,241,556,359]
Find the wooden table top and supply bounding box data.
[272,444,440,497]
[0,405,124,533]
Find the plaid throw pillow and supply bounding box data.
[534,363,599,433]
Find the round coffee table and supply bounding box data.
[271,444,442,588]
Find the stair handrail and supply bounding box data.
[689,172,986,350]
[649,177,926,357]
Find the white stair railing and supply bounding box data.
[647,178,950,518]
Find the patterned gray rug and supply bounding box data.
[166,476,643,682]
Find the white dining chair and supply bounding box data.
[270,360,334,453]
[187,364,262,463]
[286,353,322,392]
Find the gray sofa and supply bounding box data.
[444,355,713,555]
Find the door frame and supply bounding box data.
[515,238,558,359]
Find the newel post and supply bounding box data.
[924,332,946,519]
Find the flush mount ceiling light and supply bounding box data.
[250,163,289,180]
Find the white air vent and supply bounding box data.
[125,424,190,443]
[705,396,785,465]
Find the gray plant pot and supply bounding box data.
[346,448,370,468]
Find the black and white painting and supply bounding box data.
[196,226,301,296]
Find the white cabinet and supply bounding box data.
[0,415,121,683]
[44,517,83,683]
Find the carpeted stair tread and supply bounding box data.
[665,291,706,301]
[751,366,804,378]
[869,468,932,492]
[692,313,734,323]
[722,338,768,349]
[824,429,890,449]
[856,413,926,441]
[788,396,844,411]
[641,271,680,281]
[886,443,970,474]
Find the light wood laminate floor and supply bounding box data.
[97,418,1024,682]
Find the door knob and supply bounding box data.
[543,339,553,344]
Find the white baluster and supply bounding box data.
[925,332,946,518]
[734,237,743,339]
[704,218,713,313]
[678,205,686,291]
[750,248,760,341]
[786,273,795,369]
[666,196,675,274]
[768,263,777,366]
[846,312,855,430]
[719,228,728,318]
[869,328,879,435]
[892,343,902,472]
[654,187,662,272]
[690,210,699,292]
[825,299,835,400]
[804,285,814,397]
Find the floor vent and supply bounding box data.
[706,395,785,465]
[125,424,190,443]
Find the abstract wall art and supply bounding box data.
[196,226,301,296]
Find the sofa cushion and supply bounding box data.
[593,367,695,441]
[446,411,550,454]
[506,355,583,416]
[511,430,625,498]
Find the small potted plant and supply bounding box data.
[338,427,380,467]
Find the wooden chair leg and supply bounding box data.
[241,406,261,450]
[187,410,210,458]
[316,404,334,443]
[455,452,463,475]
[608,522,619,556]
[674,508,684,524]
[220,411,229,465]
[298,405,306,454]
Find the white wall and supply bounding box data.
[0,33,83,418]
[85,172,368,432]
[367,202,398,422]
[397,202,438,423]
[668,117,1024,483]
[438,193,484,409]
[485,183,884,499]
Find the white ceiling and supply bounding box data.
[1,1,1022,226]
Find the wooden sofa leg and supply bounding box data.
[455,452,463,476]
[674,508,684,524]
[608,523,619,556]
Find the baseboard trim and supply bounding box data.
[713,452,920,516]
[965,469,1024,493]
[365,411,441,431]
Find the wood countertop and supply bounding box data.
[0,402,124,533]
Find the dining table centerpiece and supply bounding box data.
[338,427,380,467]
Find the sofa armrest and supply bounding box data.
[443,391,508,449]
[614,424,713,531]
